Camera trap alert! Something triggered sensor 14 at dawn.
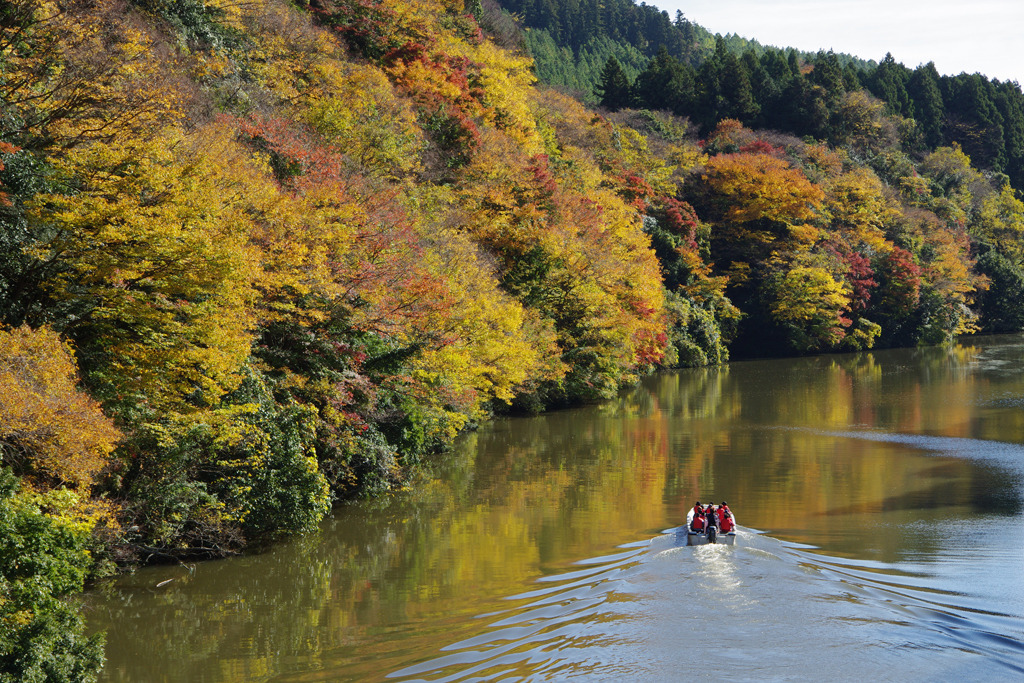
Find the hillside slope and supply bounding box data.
[505,0,1024,191]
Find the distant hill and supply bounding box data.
[496,0,1024,191]
[496,0,874,103]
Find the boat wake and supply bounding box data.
[816,429,1024,473]
[386,525,1024,682]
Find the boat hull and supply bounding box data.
[686,531,736,546]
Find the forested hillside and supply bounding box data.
[504,0,1024,352]
[499,0,872,103]
[0,1,701,677]
[2,0,1024,679]
[511,0,1024,191]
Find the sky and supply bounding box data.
[654,1,1024,84]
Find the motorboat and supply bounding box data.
[686,527,736,546]
[685,504,736,546]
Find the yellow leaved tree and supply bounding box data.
[27,122,267,417]
[824,167,900,252]
[0,325,120,490]
[766,256,854,353]
[0,0,181,150]
[974,183,1024,264]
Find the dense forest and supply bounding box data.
[500,0,872,104]
[597,39,1024,192]
[508,0,1024,192]
[510,0,1024,351]
[3,0,1024,679]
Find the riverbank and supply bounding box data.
[85,335,1024,682]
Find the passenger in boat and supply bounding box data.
[703,504,717,528]
[716,502,729,525]
[691,513,705,532]
[686,501,702,528]
[718,502,735,532]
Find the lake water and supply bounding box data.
[87,335,1024,681]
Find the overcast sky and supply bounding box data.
[654,1,1024,84]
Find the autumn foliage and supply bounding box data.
[0,326,120,490]
[3,1,1024,677]
[0,0,1018,577]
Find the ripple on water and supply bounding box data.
[386,527,1024,682]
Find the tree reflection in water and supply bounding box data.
[88,335,1024,682]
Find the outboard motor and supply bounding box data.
[707,524,717,544]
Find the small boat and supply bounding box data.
[685,504,737,546]
[686,527,736,546]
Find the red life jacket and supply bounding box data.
[720,513,734,532]
[691,515,705,531]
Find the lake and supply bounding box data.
[87,335,1024,681]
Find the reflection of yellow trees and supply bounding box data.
[651,343,1018,559]
[91,401,676,681]
[404,413,671,597]
[90,338,1024,679]
[627,366,735,422]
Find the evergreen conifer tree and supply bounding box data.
[808,50,845,104]
[634,46,694,115]
[598,55,632,110]
[994,82,1024,188]
[908,63,945,148]
[946,74,1007,171]
[719,51,759,123]
[870,53,913,117]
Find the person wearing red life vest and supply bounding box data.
[688,501,704,532]
[718,502,735,532]
[686,501,702,530]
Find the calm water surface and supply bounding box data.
[87,336,1024,681]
